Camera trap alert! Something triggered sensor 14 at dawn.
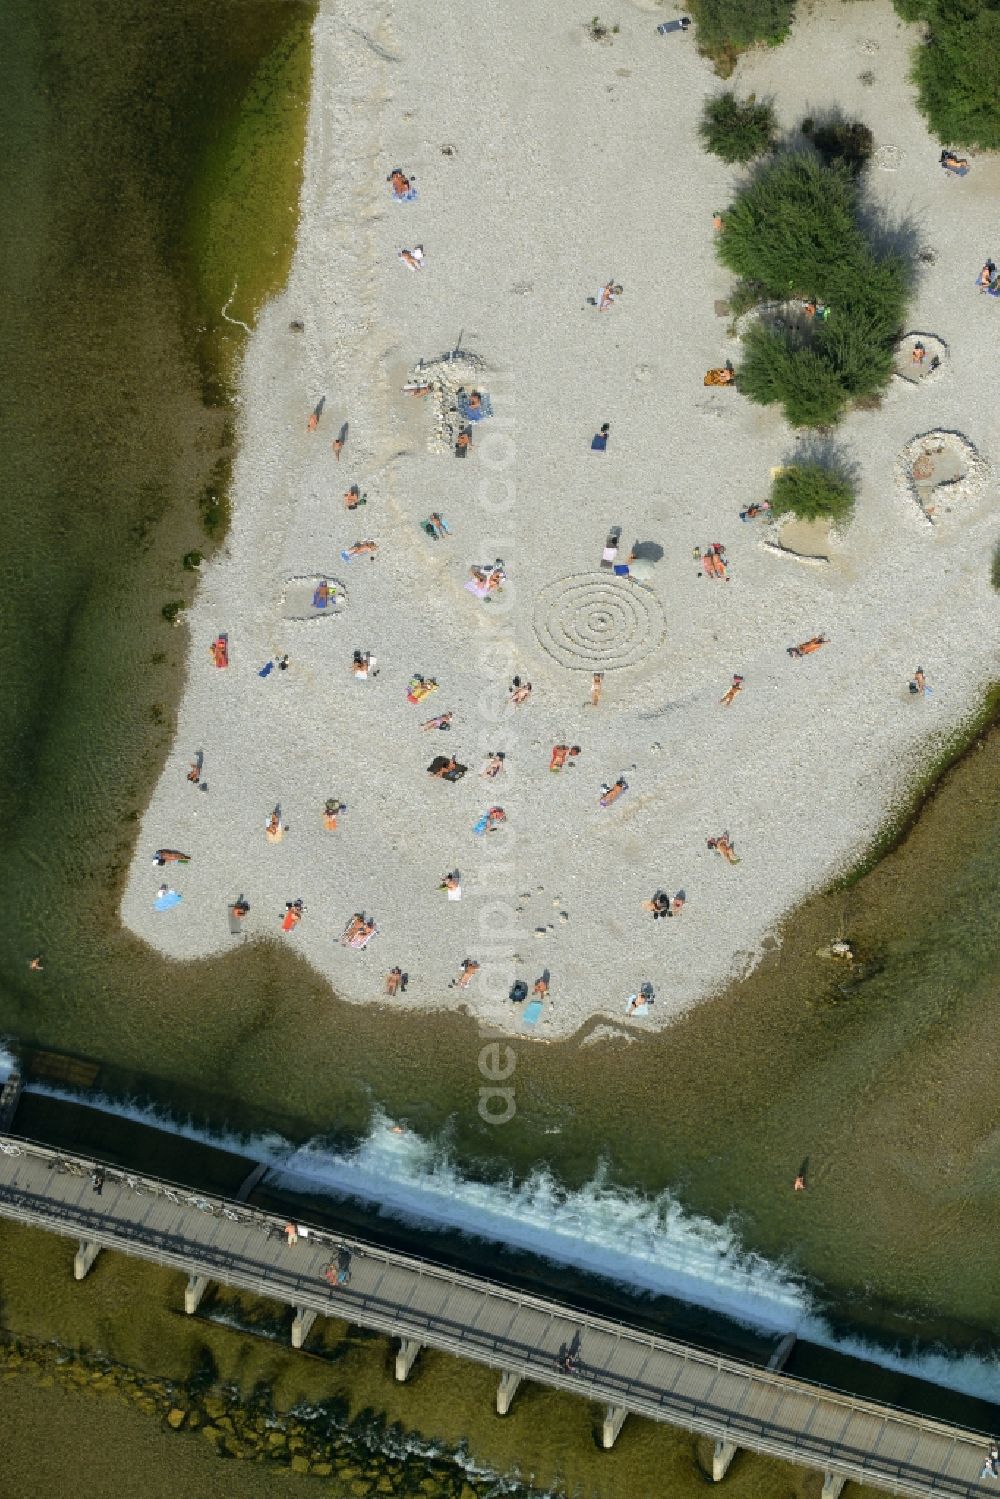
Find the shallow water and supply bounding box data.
[3,10,1000,1497]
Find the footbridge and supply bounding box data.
[0,1136,993,1498]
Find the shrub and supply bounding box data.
[700,92,776,163]
[717,153,911,426]
[770,463,857,523]
[803,116,874,175]
[737,327,848,427]
[902,0,1000,150]
[690,0,795,70]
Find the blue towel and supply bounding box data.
[522,1000,544,1025]
[472,813,489,837]
[153,890,182,911]
[613,563,630,576]
[591,433,608,452]
[258,661,274,677]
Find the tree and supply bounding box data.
[716,154,911,427]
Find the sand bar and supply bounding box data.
[122,0,1000,1036]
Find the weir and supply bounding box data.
[0,1137,995,1499]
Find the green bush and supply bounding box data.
[717,154,911,426]
[737,327,848,427]
[700,92,776,163]
[770,463,857,523]
[690,0,795,70]
[803,116,874,175]
[895,0,1000,150]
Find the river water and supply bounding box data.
[3,1,1000,1493]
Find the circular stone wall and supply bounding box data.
[896,431,988,521]
[893,331,948,386]
[533,572,667,671]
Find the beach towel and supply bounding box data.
[612,563,630,577]
[393,187,418,202]
[447,885,462,901]
[228,905,247,935]
[153,889,182,912]
[625,995,651,1017]
[465,577,490,599]
[348,924,378,949]
[657,16,690,31]
[591,432,608,452]
[472,812,490,837]
[258,661,274,677]
[522,1000,544,1025]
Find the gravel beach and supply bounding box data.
[122,0,1000,1038]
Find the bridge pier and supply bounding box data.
[184,1275,209,1314]
[602,1405,627,1449]
[712,1333,796,1482]
[496,1370,522,1415]
[821,1472,846,1499]
[291,1308,318,1349]
[394,1338,422,1382]
[712,1440,739,1481]
[73,1240,101,1279]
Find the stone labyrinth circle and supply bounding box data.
[533,572,667,672]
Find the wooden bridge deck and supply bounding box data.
[0,1137,992,1497]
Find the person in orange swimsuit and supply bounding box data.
[532,975,549,999]
[720,674,743,707]
[599,777,628,808]
[787,635,827,657]
[281,900,303,933]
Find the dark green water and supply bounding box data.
[3,1,1000,1492]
